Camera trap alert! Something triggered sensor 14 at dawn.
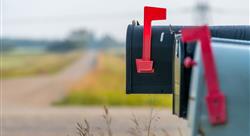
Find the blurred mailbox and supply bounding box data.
[187,38,250,136]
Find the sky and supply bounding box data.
[2,0,250,41]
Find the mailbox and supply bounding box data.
[173,26,250,118]
[187,38,250,136]
[126,24,180,94]
[126,24,250,94]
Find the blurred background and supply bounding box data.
[1,0,249,136]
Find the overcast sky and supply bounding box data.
[2,0,250,41]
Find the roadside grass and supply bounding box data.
[73,106,184,136]
[56,54,172,107]
[1,52,82,79]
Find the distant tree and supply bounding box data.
[98,35,124,49]
[46,40,78,52]
[0,39,15,53]
[67,29,95,48]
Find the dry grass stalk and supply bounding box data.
[76,119,93,136]
[103,106,113,136]
[145,108,160,136]
[129,108,160,136]
[128,114,142,136]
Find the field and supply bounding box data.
[1,52,82,79]
[56,53,172,107]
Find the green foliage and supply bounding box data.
[1,52,81,79]
[56,90,172,107]
[56,54,172,107]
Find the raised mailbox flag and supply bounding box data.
[136,6,167,73]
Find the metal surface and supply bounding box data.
[188,38,250,136]
[182,26,227,125]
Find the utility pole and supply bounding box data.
[194,0,211,25]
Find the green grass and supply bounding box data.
[1,52,81,79]
[56,89,172,107]
[56,54,172,107]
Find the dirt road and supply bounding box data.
[1,50,189,136]
[2,50,98,108]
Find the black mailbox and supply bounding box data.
[126,24,184,94]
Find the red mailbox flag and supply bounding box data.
[182,26,227,125]
[136,6,167,73]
